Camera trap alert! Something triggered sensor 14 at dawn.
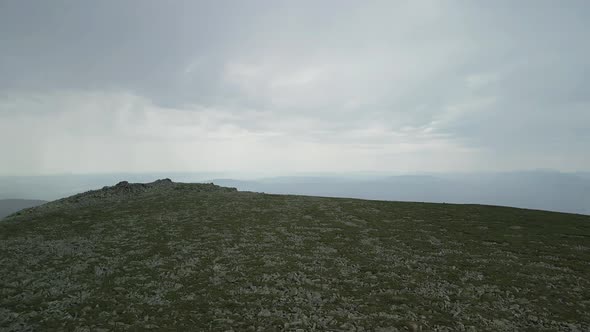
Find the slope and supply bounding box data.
[0,199,47,219]
[1,180,589,331]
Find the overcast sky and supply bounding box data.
[1,0,588,175]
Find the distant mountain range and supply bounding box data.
[208,171,590,215]
[0,170,588,215]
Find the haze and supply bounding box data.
[0,1,588,213]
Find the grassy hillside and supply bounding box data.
[0,199,47,219]
[1,180,589,331]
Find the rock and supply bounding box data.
[258,309,271,317]
[153,178,173,185]
[405,321,420,332]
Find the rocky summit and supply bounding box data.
[5,179,236,219]
[1,180,589,331]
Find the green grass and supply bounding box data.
[1,186,589,331]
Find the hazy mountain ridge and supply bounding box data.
[209,171,590,215]
[1,171,588,215]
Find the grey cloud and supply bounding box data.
[0,0,589,174]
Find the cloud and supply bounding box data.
[0,0,588,174]
[0,90,479,174]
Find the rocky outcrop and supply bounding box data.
[4,179,237,219]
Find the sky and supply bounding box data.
[1,0,589,175]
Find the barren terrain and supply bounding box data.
[1,180,589,331]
